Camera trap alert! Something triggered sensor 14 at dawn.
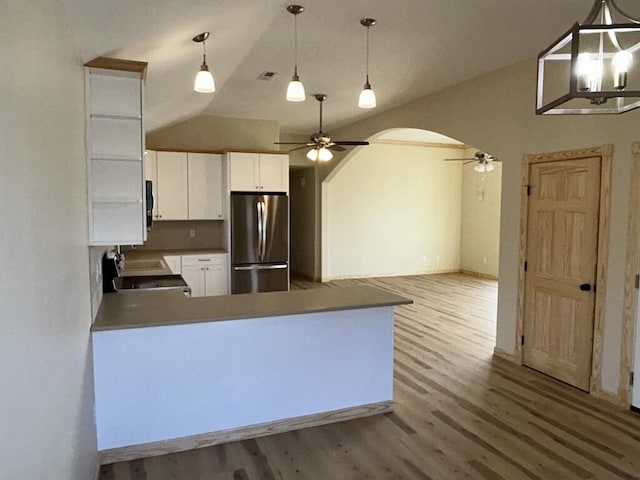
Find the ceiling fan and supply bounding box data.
[275,94,369,161]
[444,151,500,173]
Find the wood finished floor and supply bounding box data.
[100,274,640,480]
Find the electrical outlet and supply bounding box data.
[189,229,196,238]
[362,258,367,265]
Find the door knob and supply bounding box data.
[579,283,592,292]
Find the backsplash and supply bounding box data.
[126,220,224,251]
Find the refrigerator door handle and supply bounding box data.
[234,264,288,271]
[256,200,263,261]
[260,200,267,260]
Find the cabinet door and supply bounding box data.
[229,152,259,192]
[188,153,224,220]
[181,264,205,297]
[157,151,188,220]
[205,263,228,296]
[259,153,289,193]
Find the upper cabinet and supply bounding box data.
[188,153,224,220]
[146,150,225,221]
[85,58,147,246]
[227,152,288,194]
[157,151,189,220]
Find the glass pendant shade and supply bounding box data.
[194,66,215,93]
[474,162,494,173]
[286,76,306,102]
[358,85,377,108]
[306,148,319,161]
[318,147,333,161]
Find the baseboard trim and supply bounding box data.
[99,400,393,465]
[460,269,498,281]
[590,385,629,409]
[493,347,517,363]
[95,455,102,480]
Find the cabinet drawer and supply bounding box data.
[181,254,227,267]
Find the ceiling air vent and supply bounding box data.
[257,71,277,81]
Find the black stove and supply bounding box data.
[114,275,191,296]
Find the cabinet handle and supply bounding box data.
[218,214,222,218]
[198,259,211,262]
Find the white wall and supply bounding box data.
[0,1,97,479]
[324,57,640,397]
[460,150,502,278]
[324,144,463,280]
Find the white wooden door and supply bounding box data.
[181,265,205,297]
[188,153,223,220]
[259,153,289,193]
[228,152,259,192]
[157,151,188,220]
[523,157,601,391]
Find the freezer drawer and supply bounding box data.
[232,264,289,294]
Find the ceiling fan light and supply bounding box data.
[485,163,495,172]
[358,84,377,109]
[287,75,306,102]
[474,163,486,173]
[194,65,215,93]
[306,148,319,161]
[318,147,333,161]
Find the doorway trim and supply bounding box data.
[620,142,640,408]
[516,145,613,401]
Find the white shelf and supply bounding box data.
[92,197,143,204]
[91,155,141,162]
[90,113,142,121]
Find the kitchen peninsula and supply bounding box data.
[92,286,412,464]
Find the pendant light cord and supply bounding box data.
[202,40,207,66]
[365,25,370,83]
[294,14,299,76]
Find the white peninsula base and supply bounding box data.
[92,287,410,464]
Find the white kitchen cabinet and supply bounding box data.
[156,151,188,220]
[181,254,228,297]
[227,152,288,193]
[85,60,147,245]
[163,255,181,274]
[188,153,224,220]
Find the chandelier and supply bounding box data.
[536,0,640,114]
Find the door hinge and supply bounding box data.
[524,261,528,272]
[521,336,525,346]
[631,371,635,386]
[635,274,640,289]
[526,185,531,196]
[593,283,597,293]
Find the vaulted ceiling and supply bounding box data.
[61,0,603,135]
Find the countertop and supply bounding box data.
[124,248,227,260]
[92,286,413,332]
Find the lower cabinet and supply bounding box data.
[180,254,228,297]
[163,255,182,274]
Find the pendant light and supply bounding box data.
[358,18,377,109]
[286,5,306,102]
[536,0,640,114]
[192,32,215,93]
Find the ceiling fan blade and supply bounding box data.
[287,145,313,152]
[273,142,312,145]
[464,160,476,164]
[332,141,369,146]
[328,145,346,152]
[444,158,477,162]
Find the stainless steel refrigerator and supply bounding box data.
[231,193,289,294]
